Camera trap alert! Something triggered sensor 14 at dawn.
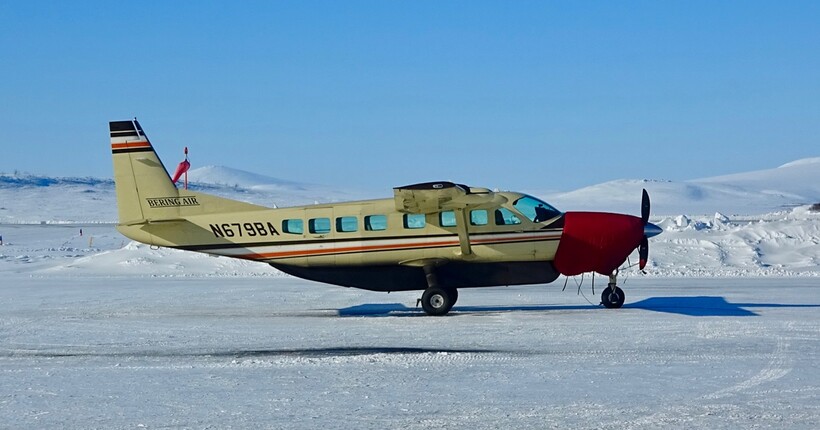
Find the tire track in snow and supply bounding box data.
[703,336,792,400]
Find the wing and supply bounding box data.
[393,181,507,214]
[393,182,508,256]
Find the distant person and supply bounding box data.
[534,204,550,222]
[0,234,3,245]
[79,228,83,237]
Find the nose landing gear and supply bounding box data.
[601,273,625,309]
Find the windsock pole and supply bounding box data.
[184,146,188,190]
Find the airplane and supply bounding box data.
[110,119,663,316]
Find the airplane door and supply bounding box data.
[336,205,373,266]
[304,208,335,267]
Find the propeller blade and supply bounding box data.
[638,236,649,270]
[641,188,650,225]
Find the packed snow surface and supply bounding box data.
[2,274,819,429]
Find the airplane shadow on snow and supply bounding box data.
[338,297,820,318]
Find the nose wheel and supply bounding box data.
[600,272,625,308]
[601,283,625,309]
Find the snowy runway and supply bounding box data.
[2,276,818,428]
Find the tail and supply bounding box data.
[110,119,181,224]
[110,119,265,227]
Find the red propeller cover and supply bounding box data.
[554,212,645,276]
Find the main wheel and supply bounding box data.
[421,287,457,316]
[601,286,625,309]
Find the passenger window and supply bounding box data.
[439,211,457,227]
[336,216,358,233]
[364,215,387,231]
[309,217,331,234]
[403,214,426,229]
[494,208,522,225]
[470,209,488,226]
[282,219,304,234]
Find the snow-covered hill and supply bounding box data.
[536,157,820,216]
[1,158,819,277]
[0,169,373,224]
[3,157,818,224]
[0,174,118,224]
[187,165,308,190]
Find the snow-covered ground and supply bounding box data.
[1,157,819,427]
[2,275,819,428]
[0,220,818,428]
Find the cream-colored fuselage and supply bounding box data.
[110,119,563,296]
[117,192,562,269]
[110,120,661,312]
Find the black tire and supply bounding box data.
[421,287,457,316]
[601,286,625,309]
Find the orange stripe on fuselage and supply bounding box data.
[238,238,460,260]
[233,233,561,261]
[111,141,151,150]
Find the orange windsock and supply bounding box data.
[171,159,190,183]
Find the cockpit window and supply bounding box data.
[513,195,561,223]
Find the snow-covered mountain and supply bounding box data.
[2,157,818,224]
[0,167,374,224]
[536,157,820,216]
[187,165,309,190]
[0,174,118,224]
[1,157,819,277]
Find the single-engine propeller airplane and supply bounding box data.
[111,119,662,316]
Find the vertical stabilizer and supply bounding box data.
[110,120,180,224]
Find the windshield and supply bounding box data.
[513,195,562,223]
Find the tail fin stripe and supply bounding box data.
[111,141,152,154]
[112,147,155,155]
[111,141,151,150]
[109,120,140,132]
[110,131,141,138]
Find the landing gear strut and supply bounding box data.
[420,264,458,316]
[601,273,625,309]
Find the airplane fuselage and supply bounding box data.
[109,119,661,314]
[117,192,564,292]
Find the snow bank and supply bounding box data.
[645,206,820,277]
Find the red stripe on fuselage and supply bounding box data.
[228,233,562,261]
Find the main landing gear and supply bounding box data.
[418,264,458,316]
[420,287,458,316]
[600,272,625,309]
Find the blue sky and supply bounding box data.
[1,1,818,192]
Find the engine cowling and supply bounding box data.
[553,211,645,276]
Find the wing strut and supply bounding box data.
[454,208,472,256]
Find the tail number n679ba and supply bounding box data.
[209,222,280,238]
